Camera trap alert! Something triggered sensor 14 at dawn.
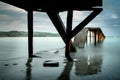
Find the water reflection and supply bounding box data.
[87,36,104,46]
[25,49,103,80]
[75,54,103,76]
[26,58,33,80]
[57,53,103,80]
[57,62,73,80]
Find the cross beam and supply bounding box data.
[71,8,103,38]
[47,12,76,52]
[27,8,102,61]
[47,8,102,61]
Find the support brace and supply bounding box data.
[47,8,102,61]
[47,12,76,52]
[71,8,103,38]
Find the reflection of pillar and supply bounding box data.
[26,58,33,80]
[75,55,88,76]
[88,55,103,74]
[28,10,33,58]
[75,54,103,76]
[57,62,73,80]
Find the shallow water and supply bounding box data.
[0,37,64,60]
[0,37,120,80]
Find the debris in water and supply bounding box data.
[43,60,59,67]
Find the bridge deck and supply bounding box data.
[1,0,102,11]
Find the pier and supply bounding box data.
[74,27,105,48]
[1,0,103,61]
[86,27,105,44]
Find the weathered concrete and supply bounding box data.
[73,28,88,48]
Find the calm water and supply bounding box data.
[0,37,120,80]
[0,37,64,60]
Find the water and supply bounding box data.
[0,37,64,60]
[0,37,120,80]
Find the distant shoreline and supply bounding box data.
[0,31,120,37]
[0,31,60,37]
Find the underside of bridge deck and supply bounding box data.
[0,0,103,61]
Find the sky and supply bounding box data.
[0,0,120,36]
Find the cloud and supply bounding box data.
[0,1,26,13]
[111,14,119,19]
[0,0,120,36]
[0,14,12,21]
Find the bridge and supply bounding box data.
[0,0,103,61]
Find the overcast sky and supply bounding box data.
[0,0,120,36]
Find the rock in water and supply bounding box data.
[43,60,59,67]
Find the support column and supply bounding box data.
[98,32,100,43]
[65,10,73,61]
[27,10,33,58]
[94,31,97,45]
[90,31,91,43]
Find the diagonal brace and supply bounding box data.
[71,8,103,39]
[47,12,76,52]
[47,12,66,40]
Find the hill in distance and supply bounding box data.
[0,31,60,37]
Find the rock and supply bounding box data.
[4,64,9,66]
[54,50,59,53]
[13,63,18,65]
[43,60,59,67]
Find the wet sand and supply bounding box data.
[0,37,120,80]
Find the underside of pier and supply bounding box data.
[0,0,103,61]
